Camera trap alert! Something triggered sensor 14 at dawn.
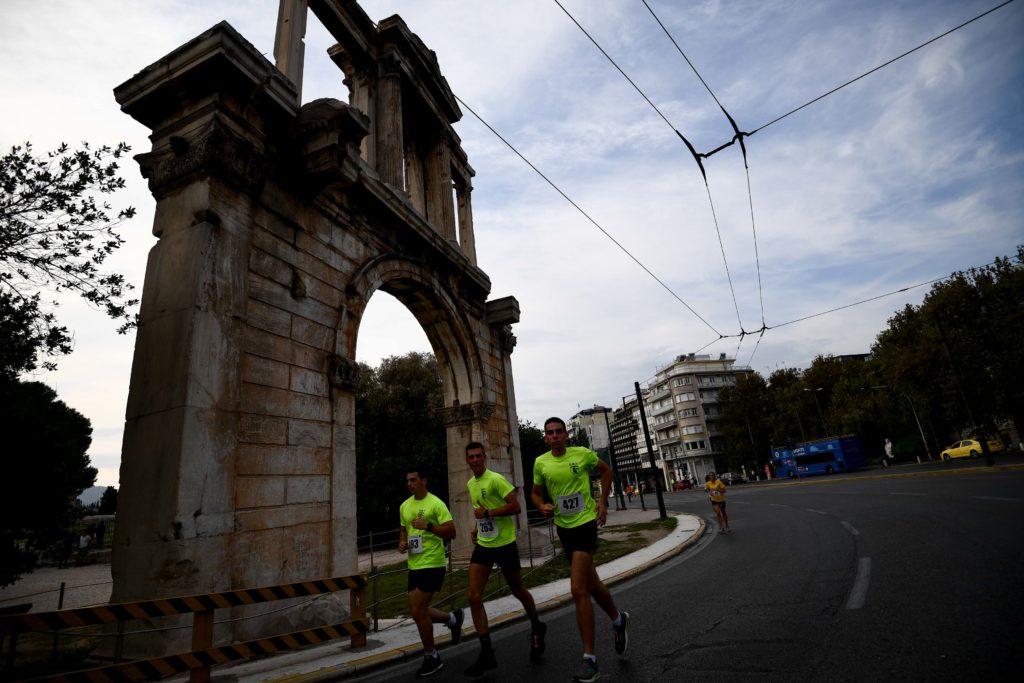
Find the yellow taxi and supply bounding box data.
[940,438,1005,460]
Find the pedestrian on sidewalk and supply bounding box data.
[398,466,465,678]
[531,417,630,683]
[462,442,546,677]
[705,472,730,533]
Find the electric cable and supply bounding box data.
[749,0,1016,135]
[453,93,721,336]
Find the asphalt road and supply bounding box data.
[352,460,1024,681]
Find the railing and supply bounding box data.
[0,575,367,683]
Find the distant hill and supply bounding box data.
[79,485,106,506]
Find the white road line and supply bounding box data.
[841,521,859,536]
[846,557,871,609]
[806,508,828,515]
[971,496,1023,502]
[889,492,926,496]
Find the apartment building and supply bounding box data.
[612,353,753,489]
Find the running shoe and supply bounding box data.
[530,621,547,660]
[416,654,444,678]
[573,657,599,682]
[613,611,631,655]
[449,607,465,645]
[464,648,498,677]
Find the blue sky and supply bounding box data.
[2,0,1021,486]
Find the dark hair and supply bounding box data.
[465,441,485,455]
[407,466,429,480]
[544,417,566,430]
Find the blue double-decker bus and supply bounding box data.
[773,436,866,478]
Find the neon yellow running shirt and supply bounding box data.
[532,446,599,528]
[467,469,517,548]
[399,492,453,569]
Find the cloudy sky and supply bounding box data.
[2,0,1021,486]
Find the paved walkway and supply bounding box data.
[216,507,703,682]
[1,505,704,682]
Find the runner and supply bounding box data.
[530,417,630,683]
[399,467,465,678]
[705,471,731,533]
[463,442,546,677]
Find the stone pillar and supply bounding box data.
[426,131,457,241]
[274,0,308,98]
[405,140,427,217]
[376,54,404,189]
[442,401,497,562]
[456,181,477,265]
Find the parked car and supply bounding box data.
[719,472,745,485]
[672,480,692,490]
[940,438,1005,460]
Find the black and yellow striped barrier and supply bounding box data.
[38,619,369,683]
[2,574,368,683]
[1,575,366,633]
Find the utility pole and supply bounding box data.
[601,407,626,511]
[635,382,667,519]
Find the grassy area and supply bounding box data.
[1,626,103,681]
[366,517,677,620]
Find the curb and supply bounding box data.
[262,514,704,682]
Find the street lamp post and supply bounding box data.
[871,386,932,463]
[803,387,827,436]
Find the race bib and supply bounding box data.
[556,492,584,516]
[477,518,498,538]
[408,535,423,554]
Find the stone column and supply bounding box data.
[405,140,427,216]
[456,181,477,265]
[274,0,308,99]
[376,54,404,189]
[426,130,457,241]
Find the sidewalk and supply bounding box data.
[0,506,705,682]
[216,507,704,682]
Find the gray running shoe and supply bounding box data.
[613,611,631,655]
[573,657,599,682]
[449,608,465,645]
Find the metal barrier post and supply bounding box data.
[189,609,214,683]
[350,585,366,648]
[52,582,67,659]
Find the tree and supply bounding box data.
[0,379,96,586]
[354,352,446,536]
[517,419,547,510]
[1,141,137,375]
[98,486,118,515]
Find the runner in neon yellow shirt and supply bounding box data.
[531,417,631,683]
[398,467,464,677]
[462,442,546,676]
[705,471,730,533]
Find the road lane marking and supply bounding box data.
[888,492,926,496]
[846,557,871,609]
[806,508,828,515]
[841,521,859,536]
[971,496,1023,502]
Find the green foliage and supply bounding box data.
[0,141,138,375]
[98,486,118,515]
[517,419,546,508]
[717,246,1023,464]
[355,352,446,536]
[0,379,96,586]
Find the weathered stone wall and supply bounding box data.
[110,4,527,653]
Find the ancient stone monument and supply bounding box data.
[111,0,526,649]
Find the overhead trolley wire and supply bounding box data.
[641,0,768,329]
[453,94,722,337]
[551,0,746,334]
[748,0,1016,136]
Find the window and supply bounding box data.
[685,439,707,451]
[675,392,696,403]
[680,407,699,417]
[682,425,704,435]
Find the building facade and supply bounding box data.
[613,353,753,489]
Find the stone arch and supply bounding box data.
[108,2,532,655]
[343,254,483,409]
